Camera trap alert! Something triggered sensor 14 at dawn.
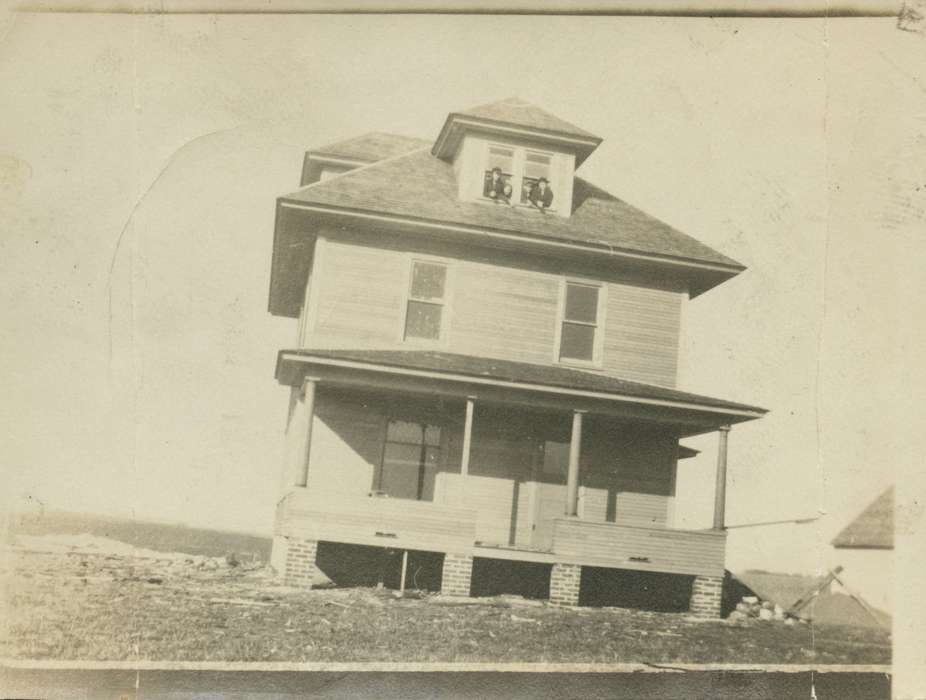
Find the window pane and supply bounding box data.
[410,262,446,301]
[387,420,423,444]
[380,443,423,500]
[524,152,551,180]
[564,284,599,323]
[543,441,570,478]
[424,424,442,447]
[404,300,442,340]
[487,146,514,172]
[560,322,596,361]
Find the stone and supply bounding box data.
[758,608,774,620]
[742,596,759,604]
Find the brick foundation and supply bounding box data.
[549,563,582,606]
[281,536,319,588]
[441,552,474,597]
[689,574,723,618]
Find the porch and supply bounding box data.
[271,348,764,614]
[275,487,727,578]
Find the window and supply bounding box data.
[480,143,555,210]
[378,420,442,500]
[558,281,602,363]
[404,261,447,341]
[483,146,514,202]
[542,440,570,479]
[519,151,552,205]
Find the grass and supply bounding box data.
[0,544,891,665]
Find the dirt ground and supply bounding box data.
[0,536,891,665]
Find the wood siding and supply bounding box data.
[278,389,721,575]
[278,488,478,554]
[552,519,726,577]
[303,235,683,387]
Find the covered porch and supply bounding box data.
[271,349,764,612]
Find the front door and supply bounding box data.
[530,440,569,550]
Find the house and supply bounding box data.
[266,98,766,617]
[831,486,894,615]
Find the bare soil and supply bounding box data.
[0,537,891,665]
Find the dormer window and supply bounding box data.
[480,143,556,212]
[483,146,515,204]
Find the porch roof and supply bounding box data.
[276,349,767,432]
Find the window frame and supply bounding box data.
[399,256,453,347]
[480,141,558,212]
[553,277,607,368]
[374,417,444,502]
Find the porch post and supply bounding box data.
[460,397,475,478]
[296,377,317,488]
[566,410,584,516]
[712,425,731,530]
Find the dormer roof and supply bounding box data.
[432,98,603,166]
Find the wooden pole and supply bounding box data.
[712,425,731,530]
[400,550,409,593]
[566,410,584,516]
[297,377,317,487]
[461,398,475,477]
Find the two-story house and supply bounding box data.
[266,98,766,617]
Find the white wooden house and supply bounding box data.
[266,99,766,615]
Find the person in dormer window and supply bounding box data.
[529,177,554,212]
[484,167,511,203]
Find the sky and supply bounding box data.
[1,11,924,575]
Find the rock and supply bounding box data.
[728,610,747,621]
[736,602,753,614]
[761,600,774,610]
[773,604,784,620]
[742,596,759,605]
[784,617,796,626]
[225,553,240,568]
[758,608,774,620]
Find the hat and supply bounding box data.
[538,177,549,184]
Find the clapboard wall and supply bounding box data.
[300,231,684,387]
[291,392,679,548]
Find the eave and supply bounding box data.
[268,199,744,318]
[275,350,767,437]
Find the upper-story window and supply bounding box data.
[403,260,448,342]
[557,281,604,364]
[481,143,555,212]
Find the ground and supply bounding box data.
[0,534,891,665]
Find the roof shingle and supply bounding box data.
[282,149,742,269]
[278,349,767,416]
[309,132,432,163]
[832,487,894,549]
[454,98,600,140]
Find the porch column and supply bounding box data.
[460,397,475,478]
[566,410,584,517]
[296,377,317,488]
[712,425,731,530]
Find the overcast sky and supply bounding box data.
[1,12,923,574]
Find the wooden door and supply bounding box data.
[529,440,569,550]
